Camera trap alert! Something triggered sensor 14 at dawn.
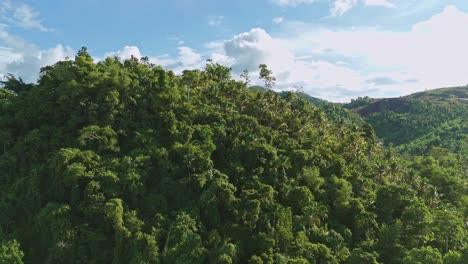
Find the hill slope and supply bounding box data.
[406,86,468,102]
[0,52,466,263]
[346,87,468,156]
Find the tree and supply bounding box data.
[346,248,380,264]
[375,222,406,264]
[79,125,120,152]
[240,69,251,86]
[432,208,464,253]
[258,64,276,90]
[403,247,442,264]
[0,239,24,264]
[163,213,207,263]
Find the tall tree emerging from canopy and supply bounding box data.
[240,69,251,86]
[259,64,276,90]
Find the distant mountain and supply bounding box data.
[349,87,467,117]
[345,87,468,156]
[281,92,329,106]
[249,85,329,106]
[406,86,468,101]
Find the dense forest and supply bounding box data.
[0,49,466,263]
[344,88,467,156]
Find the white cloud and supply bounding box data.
[147,46,204,73]
[204,28,372,101]
[364,0,395,8]
[104,45,142,60]
[37,44,74,66]
[271,0,317,7]
[0,24,72,82]
[204,41,224,53]
[272,17,284,24]
[210,53,235,66]
[200,5,468,101]
[0,47,21,78]
[208,16,224,27]
[274,5,468,99]
[3,4,466,102]
[4,44,74,82]
[101,45,202,72]
[222,28,295,73]
[335,61,347,65]
[0,23,36,51]
[177,46,202,66]
[330,0,358,16]
[149,55,176,68]
[0,0,51,31]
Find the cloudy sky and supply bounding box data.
[1,0,468,101]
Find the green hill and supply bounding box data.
[406,86,468,102]
[345,87,468,156]
[250,86,329,106]
[0,51,466,263]
[251,86,364,126]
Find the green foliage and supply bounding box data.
[346,88,468,157]
[346,248,379,264]
[344,96,375,109]
[163,213,207,263]
[375,222,406,264]
[404,246,443,264]
[258,64,276,90]
[0,50,465,263]
[0,239,24,264]
[79,125,120,152]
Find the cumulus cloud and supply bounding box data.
[210,53,235,66]
[101,45,202,72]
[205,28,372,101]
[0,25,72,82]
[0,47,20,79]
[0,2,60,81]
[0,0,51,31]
[150,47,204,72]
[5,44,74,80]
[177,47,203,68]
[104,45,142,60]
[274,5,468,98]
[222,28,295,73]
[199,5,468,101]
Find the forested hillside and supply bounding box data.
[0,49,466,263]
[345,87,467,156]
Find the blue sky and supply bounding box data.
[1,0,468,101]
